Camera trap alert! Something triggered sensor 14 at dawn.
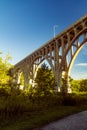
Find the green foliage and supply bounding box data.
[1,88,87,118]
[71,79,80,92]
[79,79,87,91]
[34,63,55,95]
[1,88,87,129]
[0,52,12,87]
[71,78,87,92]
[61,73,68,93]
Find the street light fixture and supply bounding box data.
[53,25,58,38]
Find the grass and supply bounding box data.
[0,90,87,130]
[1,105,87,130]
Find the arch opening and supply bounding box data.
[28,55,55,89]
[68,39,87,79]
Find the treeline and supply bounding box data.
[71,78,87,93]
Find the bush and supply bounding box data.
[0,87,10,97]
[1,89,87,119]
[62,95,76,106]
[62,93,87,106]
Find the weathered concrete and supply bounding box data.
[41,111,87,130]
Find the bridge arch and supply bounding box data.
[68,39,87,76]
[61,28,87,75]
[12,15,87,92]
[58,27,87,93]
[28,54,54,85]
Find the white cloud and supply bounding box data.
[75,63,87,66]
[71,71,87,80]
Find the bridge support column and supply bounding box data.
[24,72,29,90]
[54,40,61,92]
[61,71,72,93]
[54,71,62,92]
[16,72,21,89]
[67,76,72,93]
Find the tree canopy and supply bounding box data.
[0,52,12,87]
[34,63,55,95]
[71,78,87,93]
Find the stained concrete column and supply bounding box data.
[54,40,61,92]
[23,72,29,90]
[61,71,72,93]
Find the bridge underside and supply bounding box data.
[12,15,87,93]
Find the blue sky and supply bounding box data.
[0,0,87,79]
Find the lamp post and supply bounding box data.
[53,25,58,38]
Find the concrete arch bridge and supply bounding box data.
[12,15,87,92]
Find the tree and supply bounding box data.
[34,63,55,95]
[79,79,87,92]
[0,52,12,87]
[70,79,80,93]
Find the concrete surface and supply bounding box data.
[41,110,87,130]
